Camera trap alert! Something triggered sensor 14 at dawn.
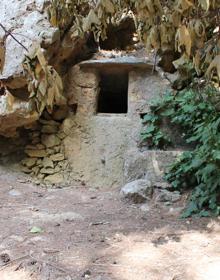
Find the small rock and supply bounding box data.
[33,179,41,185]
[54,146,61,153]
[153,181,172,189]
[37,159,42,164]
[120,179,153,203]
[37,173,45,180]
[155,189,181,203]
[9,189,22,196]
[21,166,32,174]
[42,157,54,168]
[40,166,60,175]
[46,148,55,155]
[25,149,47,158]
[50,153,65,162]
[32,166,40,175]
[25,144,45,150]
[22,158,37,168]
[58,160,68,169]
[41,134,61,148]
[44,173,64,184]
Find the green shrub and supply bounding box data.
[141,86,220,217]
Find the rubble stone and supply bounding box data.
[155,189,181,203]
[41,134,61,148]
[50,153,65,162]
[21,166,32,174]
[22,158,37,168]
[120,179,153,203]
[44,174,64,184]
[42,157,54,168]
[25,149,47,158]
[32,166,40,175]
[40,166,60,175]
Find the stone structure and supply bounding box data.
[63,55,181,188]
[21,111,70,185]
[0,1,182,187]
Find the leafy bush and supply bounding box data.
[142,86,220,217]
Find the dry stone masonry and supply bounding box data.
[62,54,178,188]
[21,108,71,185]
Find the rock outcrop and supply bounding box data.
[0,90,39,137]
[0,0,57,88]
[0,0,87,137]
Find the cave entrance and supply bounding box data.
[99,17,136,51]
[97,71,128,114]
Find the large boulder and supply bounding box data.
[0,0,86,136]
[0,0,60,88]
[120,179,153,203]
[0,0,59,136]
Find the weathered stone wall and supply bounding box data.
[21,110,71,185]
[64,58,171,188]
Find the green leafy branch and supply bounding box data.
[141,86,220,217]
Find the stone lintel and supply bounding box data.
[79,57,154,71]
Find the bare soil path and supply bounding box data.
[0,167,220,280]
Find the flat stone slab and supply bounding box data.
[79,56,154,69]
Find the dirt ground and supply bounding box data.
[0,167,220,280]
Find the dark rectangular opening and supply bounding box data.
[97,72,128,114]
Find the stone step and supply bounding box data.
[124,149,185,184]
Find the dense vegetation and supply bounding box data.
[142,86,220,217]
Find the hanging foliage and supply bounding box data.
[48,0,220,85]
[23,46,66,114]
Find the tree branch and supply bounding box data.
[0,23,28,52]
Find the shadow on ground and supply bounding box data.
[0,166,220,280]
